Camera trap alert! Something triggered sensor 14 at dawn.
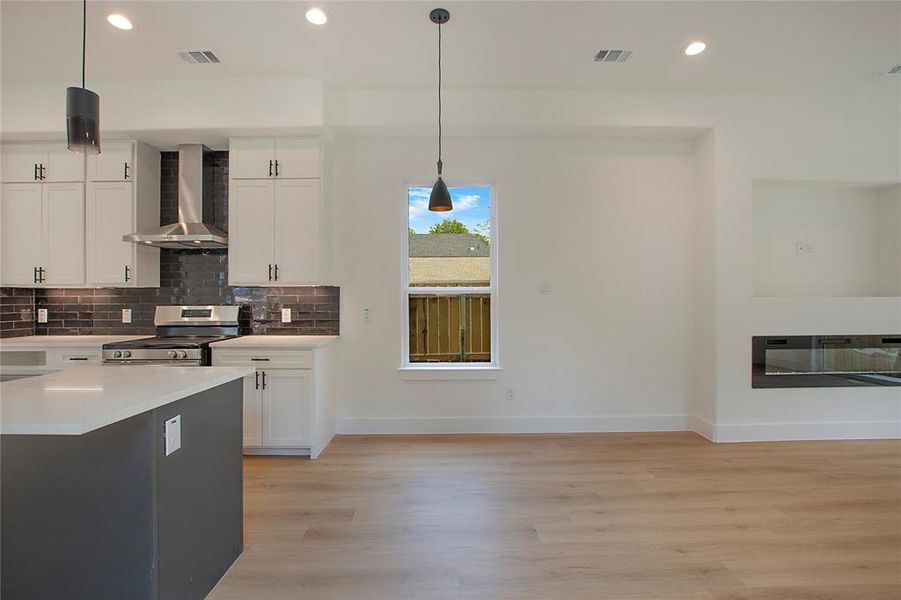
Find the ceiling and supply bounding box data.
[1,1,898,93]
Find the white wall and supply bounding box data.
[877,186,901,297]
[752,183,898,298]
[331,136,698,432]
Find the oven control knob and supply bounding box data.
[113,351,122,358]
[123,351,132,358]
[168,350,177,359]
[177,350,187,359]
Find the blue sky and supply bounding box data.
[408,186,491,234]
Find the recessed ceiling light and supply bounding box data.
[305,7,328,25]
[684,41,706,56]
[107,14,133,31]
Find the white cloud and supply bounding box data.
[452,194,480,211]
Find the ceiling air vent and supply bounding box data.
[593,49,632,63]
[178,50,221,64]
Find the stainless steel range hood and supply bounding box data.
[123,144,228,249]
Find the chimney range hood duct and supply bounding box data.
[123,144,228,249]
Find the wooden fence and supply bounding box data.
[409,294,491,362]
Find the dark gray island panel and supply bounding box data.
[1,379,244,600]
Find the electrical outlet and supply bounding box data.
[281,308,292,323]
[363,307,372,322]
[538,282,553,295]
[37,308,48,323]
[164,415,181,456]
[505,387,515,402]
[795,241,814,256]
[122,308,132,323]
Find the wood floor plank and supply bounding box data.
[208,433,901,599]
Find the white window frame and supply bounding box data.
[400,178,500,374]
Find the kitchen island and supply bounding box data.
[1,365,253,600]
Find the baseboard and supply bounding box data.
[336,415,692,435]
[336,415,901,442]
[713,420,901,442]
[691,416,716,441]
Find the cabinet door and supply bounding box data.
[274,138,320,179]
[229,138,275,179]
[88,141,133,182]
[243,374,263,447]
[43,144,85,182]
[1,145,43,182]
[274,179,320,284]
[87,182,135,285]
[261,369,311,447]
[42,182,85,285]
[1,184,43,285]
[228,179,275,284]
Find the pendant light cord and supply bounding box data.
[437,21,442,175]
[81,0,86,89]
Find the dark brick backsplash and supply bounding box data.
[1,150,338,338]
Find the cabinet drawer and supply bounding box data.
[212,349,312,369]
[47,349,102,367]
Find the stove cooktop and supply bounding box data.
[103,336,236,350]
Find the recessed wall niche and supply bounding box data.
[753,181,900,298]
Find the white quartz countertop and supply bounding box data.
[211,335,338,349]
[0,365,254,435]
[0,335,151,349]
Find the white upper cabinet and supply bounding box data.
[87,182,135,285]
[0,182,84,286]
[0,140,159,288]
[1,184,44,285]
[88,141,134,182]
[229,137,319,179]
[42,182,85,285]
[1,143,84,183]
[274,138,320,179]
[228,137,325,286]
[43,144,86,182]
[229,138,276,179]
[275,179,321,284]
[229,179,276,285]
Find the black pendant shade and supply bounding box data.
[428,8,451,212]
[429,174,452,212]
[67,0,100,154]
[66,86,101,154]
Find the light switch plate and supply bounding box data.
[122,308,132,323]
[164,415,181,456]
[281,308,291,323]
[363,307,372,322]
[37,308,48,323]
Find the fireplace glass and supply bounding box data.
[752,335,901,388]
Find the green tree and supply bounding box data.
[428,219,470,234]
[473,220,490,245]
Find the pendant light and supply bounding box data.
[66,0,101,154]
[428,8,452,212]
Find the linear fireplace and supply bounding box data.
[752,335,901,388]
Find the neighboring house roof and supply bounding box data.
[409,233,489,258]
[409,257,490,287]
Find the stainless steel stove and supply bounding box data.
[102,306,240,366]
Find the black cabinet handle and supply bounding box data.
[269,160,273,177]
[40,164,46,180]
[38,267,45,283]
[250,358,270,362]
[268,264,273,281]
[33,267,38,283]
[67,357,89,361]
[255,370,260,390]
[275,160,279,177]
[124,162,130,179]
[124,265,131,282]
[261,371,267,390]
[274,264,279,281]
[33,164,39,181]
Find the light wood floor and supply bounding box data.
[208,433,901,600]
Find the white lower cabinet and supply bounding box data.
[212,345,335,458]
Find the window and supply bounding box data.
[402,183,497,367]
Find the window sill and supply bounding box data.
[398,366,503,381]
